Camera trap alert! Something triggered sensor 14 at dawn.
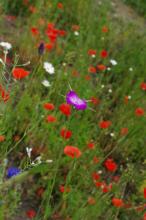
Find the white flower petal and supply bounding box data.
[0,42,12,50]
[43,62,55,74]
[110,59,117,66]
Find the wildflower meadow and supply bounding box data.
[0,0,146,219]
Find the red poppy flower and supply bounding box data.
[47,23,54,29]
[92,172,100,181]
[91,97,100,105]
[104,158,117,172]
[72,25,80,31]
[57,2,63,9]
[45,43,54,51]
[102,26,108,33]
[99,120,111,129]
[23,0,29,6]
[97,64,106,71]
[46,27,59,42]
[144,213,146,220]
[43,103,55,111]
[88,49,96,56]
[87,142,95,149]
[1,90,9,102]
[59,103,71,116]
[64,146,82,158]
[72,70,80,77]
[29,5,37,13]
[88,197,96,205]
[0,85,9,102]
[93,156,100,164]
[36,187,45,197]
[59,185,70,193]
[84,75,91,81]
[46,115,57,123]
[58,30,66,37]
[135,107,144,116]
[0,135,5,142]
[100,50,108,58]
[48,33,57,43]
[26,209,36,218]
[141,82,146,91]
[12,68,30,79]
[31,27,39,36]
[95,181,103,188]
[113,176,120,183]
[102,185,109,193]
[112,198,124,207]
[101,182,112,193]
[120,127,128,135]
[88,66,96,73]
[60,128,72,139]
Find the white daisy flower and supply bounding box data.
[110,133,115,137]
[74,31,79,36]
[0,42,12,50]
[92,54,96,58]
[98,170,102,174]
[129,67,133,71]
[43,62,55,74]
[42,80,51,87]
[108,89,112,93]
[110,59,117,66]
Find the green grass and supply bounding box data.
[0,0,146,219]
[123,0,146,17]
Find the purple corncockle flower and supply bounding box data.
[66,90,87,110]
[7,167,21,178]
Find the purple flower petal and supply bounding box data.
[66,90,87,110]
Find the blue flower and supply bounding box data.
[7,167,21,178]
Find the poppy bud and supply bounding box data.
[38,42,45,55]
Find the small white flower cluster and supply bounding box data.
[43,62,55,74]
[108,89,112,93]
[110,59,117,66]
[42,62,55,87]
[42,79,51,87]
[127,95,131,100]
[129,67,133,71]
[110,133,115,137]
[26,147,53,166]
[74,31,79,36]
[0,42,12,51]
